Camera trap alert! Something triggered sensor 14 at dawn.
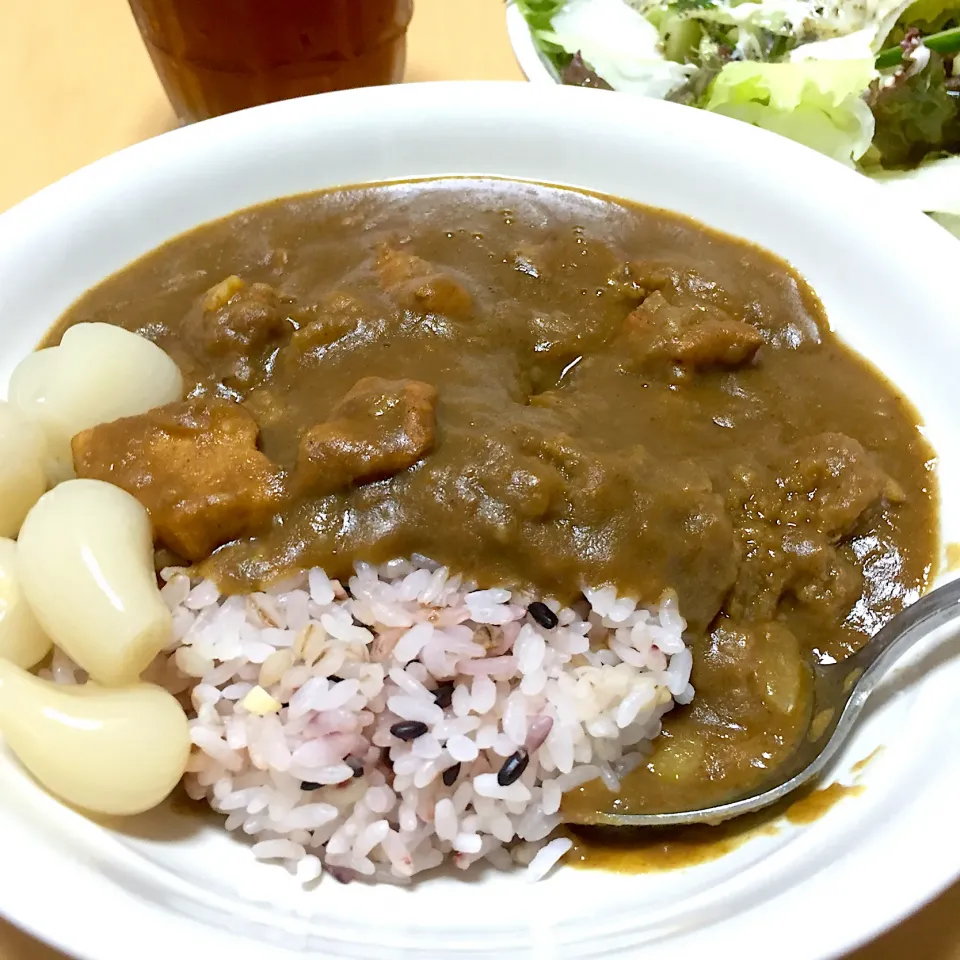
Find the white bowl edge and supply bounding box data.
[0,81,957,960]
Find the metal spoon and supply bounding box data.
[588,575,960,828]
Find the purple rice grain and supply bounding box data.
[497,747,529,786]
[390,719,429,741]
[442,762,462,786]
[528,601,558,629]
[433,681,455,709]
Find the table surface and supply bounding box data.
[1,1,957,957]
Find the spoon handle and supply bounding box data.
[593,576,960,827]
[839,575,960,726]
[753,576,960,810]
[795,575,960,802]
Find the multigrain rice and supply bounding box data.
[48,557,694,884]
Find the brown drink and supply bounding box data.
[128,0,414,124]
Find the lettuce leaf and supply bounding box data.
[901,0,960,31]
[702,60,877,165]
[514,0,572,64]
[868,53,960,167]
[515,0,567,32]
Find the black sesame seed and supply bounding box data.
[497,748,529,787]
[442,762,462,786]
[528,601,559,630]
[390,720,429,741]
[300,780,322,791]
[328,675,344,683]
[433,681,455,709]
[345,756,364,778]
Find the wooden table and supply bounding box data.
[0,1,956,957]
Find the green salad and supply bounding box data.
[517,0,960,234]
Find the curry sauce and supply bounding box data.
[47,178,938,821]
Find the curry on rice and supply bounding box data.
[47,178,937,826]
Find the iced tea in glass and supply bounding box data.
[128,0,414,124]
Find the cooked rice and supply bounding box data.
[48,556,694,884]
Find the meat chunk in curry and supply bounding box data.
[726,432,902,624]
[623,289,765,372]
[375,243,473,319]
[295,376,437,496]
[72,398,284,560]
[53,179,937,823]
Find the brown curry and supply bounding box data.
[47,178,938,822]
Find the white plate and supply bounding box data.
[0,81,958,960]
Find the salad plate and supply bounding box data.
[507,0,960,234]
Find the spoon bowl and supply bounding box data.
[586,575,960,827]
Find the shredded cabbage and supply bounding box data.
[789,28,889,61]
[702,60,878,165]
[548,0,695,97]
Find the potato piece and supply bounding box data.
[17,480,172,686]
[0,401,47,537]
[751,622,807,716]
[648,733,705,783]
[0,538,50,668]
[203,274,246,313]
[9,323,183,482]
[0,659,189,815]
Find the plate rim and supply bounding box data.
[505,2,563,86]
[0,80,958,960]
